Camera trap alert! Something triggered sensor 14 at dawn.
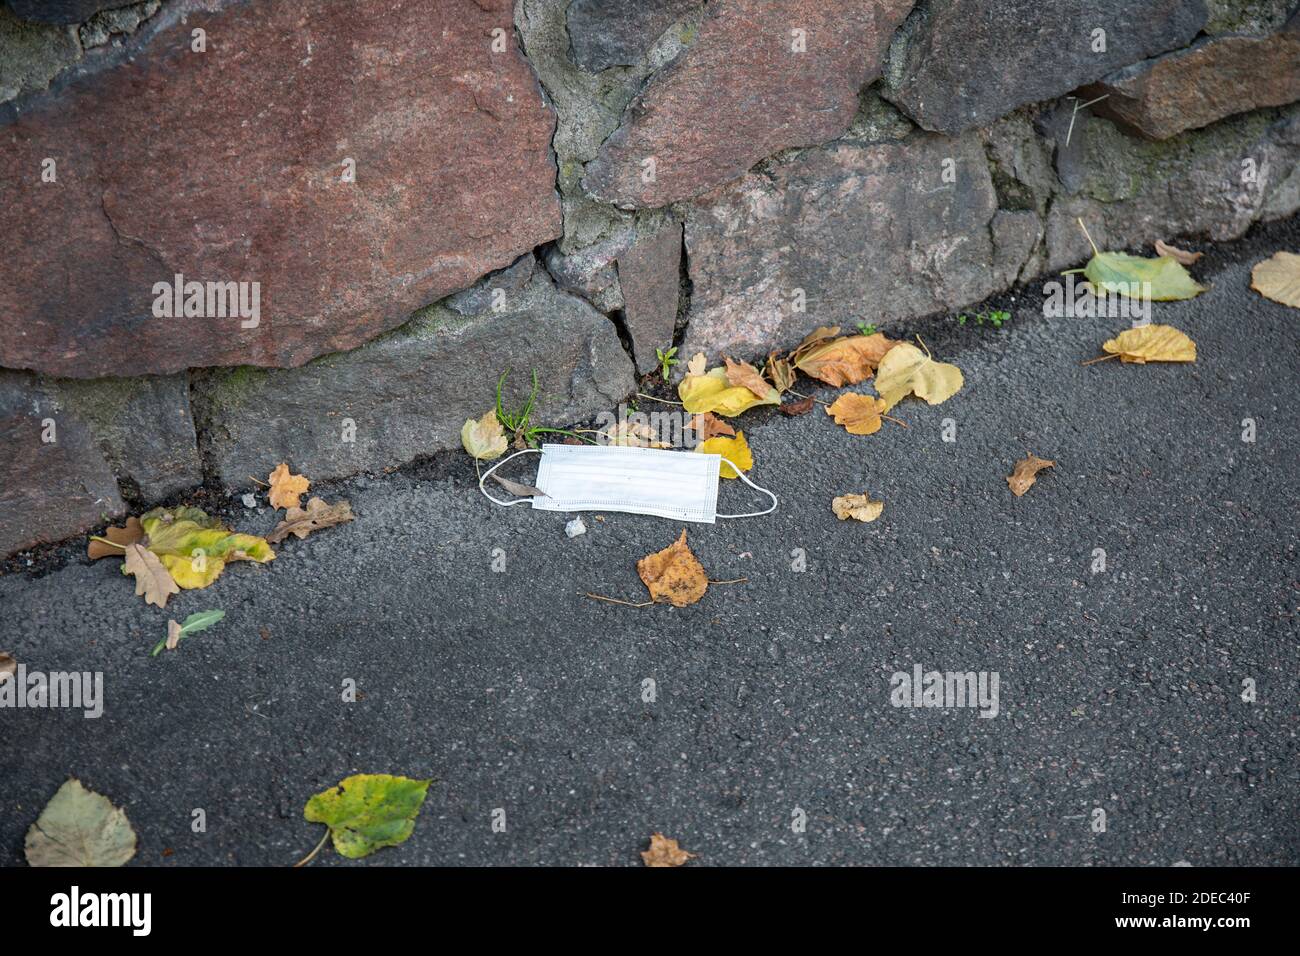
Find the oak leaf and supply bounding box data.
[724,357,773,400]
[832,494,884,523]
[268,462,310,510]
[461,410,508,461]
[641,832,696,867]
[1250,251,1300,308]
[1007,455,1055,497]
[1100,325,1196,363]
[25,779,137,868]
[826,393,886,435]
[87,517,142,560]
[636,530,708,607]
[268,497,354,544]
[685,352,707,377]
[697,431,752,479]
[122,542,179,608]
[873,342,963,410]
[794,333,898,386]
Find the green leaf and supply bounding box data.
[25,779,137,867]
[1083,252,1206,301]
[138,507,274,589]
[304,774,432,859]
[179,609,226,634]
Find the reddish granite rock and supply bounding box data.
[582,0,914,208]
[1083,15,1300,140]
[618,221,682,374]
[0,0,561,378]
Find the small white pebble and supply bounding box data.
[565,517,586,538]
[241,493,257,508]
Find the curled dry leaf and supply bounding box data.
[825,393,886,435]
[268,462,310,510]
[765,351,796,394]
[1100,324,1196,363]
[641,832,696,867]
[1007,455,1055,497]
[122,542,179,609]
[87,517,143,560]
[697,430,752,478]
[724,357,774,400]
[491,475,547,499]
[794,333,898,386]
[1250,251,1300,308]
[832,494,884,523]
[636,530,708,607]
[268,497,355,544]
[461,410,508,461]
[598,420,669,448]
[780,396,815,417]
[685,351,707,377]
[1154,239,1203,266]
[679,366,780,417]
[0,651,15,684]
[166,619,183,651]
[873,342,963,410]
[25,779,137,867]
[689,412,735,442]
[138,506,274,590]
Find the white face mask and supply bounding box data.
[478,444,777,523]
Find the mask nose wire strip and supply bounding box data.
[715,457,779,519]
[478,448,543,506]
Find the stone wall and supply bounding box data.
[2,0,1298,556]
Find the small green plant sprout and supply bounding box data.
[957,309,1011,328]
[656,345,679,380]
[495,369,586,447]
[855,321,878,336]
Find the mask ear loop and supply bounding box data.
[478,448,543,507]
[715,457,778,518]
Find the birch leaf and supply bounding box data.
[1250,251,1300,308]
[873,342,963,410]
[1100,324,1196,363]
[461,410,508,460]
[304,774,432,860]
[825,393,886,435]
[25,779,137,868]
[1083,251,1205,300]
[679,367,779,417]
[637,530,708,607]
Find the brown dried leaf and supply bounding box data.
[636,530,708,608]
[599,420,670,448]
[1250,251,1300,308]
[1007,455,1055,497]
[795,333,899,386]
[724,357,773,400]
[641,832,696,867]
[685,352,707,377]
[87,517,143,560]
[165,619,183,651]
[122,542,179,609]
[832,493,885,523]
[267,497,354,544]
[825,393,886,435]
[492,475,547,499]
[791,325,841,359]
[1154,240,1203,266]
[268,462,310,510]
[780,396,815,417]
[0,652,15,684]
[689,412,735,442]
[765,351,796,393]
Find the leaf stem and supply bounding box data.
[786,388,830,407]
[583,592,654,608]
[881,413,909,428]
[1081,353,1120,366]
[88,536,126,550]
[293,830,330,868]
[635,392,684,406]
[1077,217,1100,257]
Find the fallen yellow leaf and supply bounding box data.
[1007,455,1055,497]
[678,367,780,417]
[794,333,898,386]
[825,393,885,435]
[461,410,508,460]
[873,341,964,410]
[697,430,752,478]
[1250,251,1300,308]
[636,530,708,608]
[832,494,884,522]
[641,832,696,867]
[268,462,310,510]
[1100,325,1196,363]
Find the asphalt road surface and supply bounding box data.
[1,219,1296,867]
